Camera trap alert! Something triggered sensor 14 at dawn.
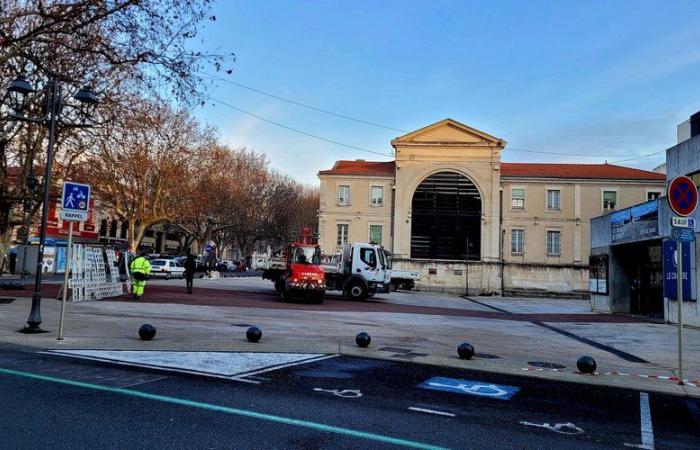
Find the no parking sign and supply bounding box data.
[668,175,698,217]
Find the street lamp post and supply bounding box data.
[19,171,39,284]
[6,75,98,333]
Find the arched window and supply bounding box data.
[411,171,481,260]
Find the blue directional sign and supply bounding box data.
[663,239,694,301]
[418,376,519,400]
[671,226,696,243]
[60,181,91,222]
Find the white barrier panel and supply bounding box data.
[68,245,123,302]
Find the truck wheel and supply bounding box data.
[274,279,283,293]
[390,281,398,292]
[347,280,367,301]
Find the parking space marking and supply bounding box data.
[625,392,654,449]
[519,421,584,435]
[408,407,456,417]
[0,366,448,450]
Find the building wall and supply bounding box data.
[318,174,394,253]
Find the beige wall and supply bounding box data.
[318,174,393,253]
[502,179,666,269]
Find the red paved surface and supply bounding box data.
[6,283,643,324]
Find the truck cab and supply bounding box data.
[325,242,391,300]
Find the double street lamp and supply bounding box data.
[6,75,98,333]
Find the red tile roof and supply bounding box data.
[319,160,666,181]
[500,163,666,181]
[319,160,395,176]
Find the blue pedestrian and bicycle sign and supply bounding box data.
[418,376,519,400]
[60,181,91,222]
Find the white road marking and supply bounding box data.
[640,392,655,449]
[43,350,337,383]
[313,388,363,398]
[519,421,584,435]
[408,407,456,417]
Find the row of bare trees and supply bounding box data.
[88,99,320,254]
[1,1,318,265]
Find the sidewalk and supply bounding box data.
[1,278,698,398]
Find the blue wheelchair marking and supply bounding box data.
[418,376,519,400]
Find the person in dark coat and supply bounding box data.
[184,251,197,294]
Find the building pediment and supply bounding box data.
[391,118,506,147]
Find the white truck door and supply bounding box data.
[355,245,381,282]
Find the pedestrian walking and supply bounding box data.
[184,251,196,294]
[130,251,152,300]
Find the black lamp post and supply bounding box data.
[19,171,39,284]
[7,75,98,333]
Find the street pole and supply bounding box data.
[465,235,469,296]
[24,78,60,333]
[677,239,684,385]
[57,221,74,340]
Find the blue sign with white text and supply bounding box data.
[418,376,519,400]
[663,239,694,301]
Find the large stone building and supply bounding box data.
[318,119,666,296]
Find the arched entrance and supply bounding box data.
[411,171,481,260]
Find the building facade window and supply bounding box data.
[647,191,662,201]
[603,190,617,212]
[510,229,524,254]
[546,230,561,256]
[337,185,351,206]
[546,189,561,210]
[369,224,382,245]
[511,188,525,209]
[336,224,349,246]
[370,186,384,206]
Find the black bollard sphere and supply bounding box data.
[457,342,475,360]
[138,323,156,341]
[577,356,597,374]
[246,326,262,343]
[355,332,371,348]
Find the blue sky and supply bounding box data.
[194,1,700,184]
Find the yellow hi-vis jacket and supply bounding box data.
[130,256,152,275]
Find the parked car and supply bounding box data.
[217,260,236,272]
[149,259,185,279]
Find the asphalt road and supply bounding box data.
[0,347,698,449]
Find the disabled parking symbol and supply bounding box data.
[418,376,519,400]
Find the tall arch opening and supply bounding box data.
[410,171,481,260]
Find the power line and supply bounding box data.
[610,149,666,164]
[202,72,651,160]
[207,96,394,157]
[199,72,405,133]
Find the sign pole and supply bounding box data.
[57,221,74,340]
[676,239,684,385]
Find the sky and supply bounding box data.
[192,1,700,185]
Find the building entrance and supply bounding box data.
[410,171,481,260]
[614,240,663,318]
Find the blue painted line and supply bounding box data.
[0,367,448,450]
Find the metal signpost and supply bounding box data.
[57,181,91,340]
[667,175,698,385]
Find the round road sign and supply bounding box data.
[668,175,698,217]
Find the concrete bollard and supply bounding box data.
[138,324,156,341]
[457,342,475,359]
[355,332,371,348]
[246,326,262,343]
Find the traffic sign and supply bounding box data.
[418,376,519,400]
[671,216,696,229]
[668,176,698,217]
[672,227,696,242]
[59,181,91,222]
